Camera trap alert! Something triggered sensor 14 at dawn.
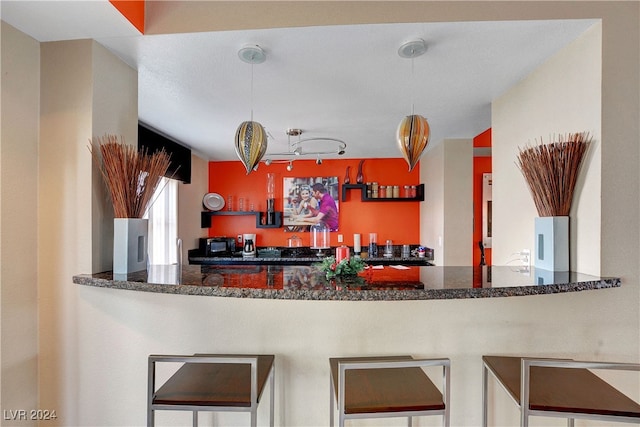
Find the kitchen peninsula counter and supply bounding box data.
[188,246,434,266]
[73,265,620,301]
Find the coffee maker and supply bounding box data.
[242,233,256,257]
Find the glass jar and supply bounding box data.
[410,185,417,198]
[288,234,302,248]
[403,185,411,198]
[392,185,400,198]
[379,186,386,198]
[386,185,393,198]
[310,223,330,250]
[371,182,379,198]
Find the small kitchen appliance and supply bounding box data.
[199,237,236,256]
[242,233,256,257]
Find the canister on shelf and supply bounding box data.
[392,185,400,198]
[385,185,393,198]
[410,185,417,198]
[403,185,411,198]
[371,182,379,198]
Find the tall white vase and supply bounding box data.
[534,216,569,272]
[113,218,148,274]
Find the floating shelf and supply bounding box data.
[201,211,282,228]
[341,184,424,202]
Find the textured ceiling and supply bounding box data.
[1,1,597,160]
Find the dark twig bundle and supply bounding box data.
[516,132,591,217]
[89,134,171,218]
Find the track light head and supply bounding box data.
[286,161,293,171]
[316,157,322,165]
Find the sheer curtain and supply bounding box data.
[145,177,178,265]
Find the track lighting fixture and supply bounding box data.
[263,129,346,163]
[286,161,293,171]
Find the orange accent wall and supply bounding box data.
[109,0,145,33]
[474,128,492,147]
[208,159,421,248]
[473,128,492,266]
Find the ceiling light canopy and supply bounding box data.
[238,45,266,64]
[398,39,427,59]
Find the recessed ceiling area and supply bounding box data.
[0,2,598,161]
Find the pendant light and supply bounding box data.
[396,39,430,172]
[234,45,268,174]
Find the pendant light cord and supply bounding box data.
[250,61,255,122]
[411,55,415,116]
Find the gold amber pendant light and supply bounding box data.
[396,39,431,172]
[234,45,268,174]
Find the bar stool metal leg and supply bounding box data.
[329,373,335,427]
[482,362,488,427]
[269,364,275,427]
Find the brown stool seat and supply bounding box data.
[148,354,275,427]
[482,355,640,426]
[329,355,450,427]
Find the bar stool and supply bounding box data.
[482,355,640,427]
[147,354,275,427]
[329,355,450,427]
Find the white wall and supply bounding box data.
[38,39,138,423]
[443,139,473,266]
[422,138,473,266]
[178,154,208,262]
[0,22,39,422]
[90,41,139,273]
[493,23,602,274]
[422,142,444,265]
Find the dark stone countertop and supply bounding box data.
[188,245,434,266]
[73,265,621,301]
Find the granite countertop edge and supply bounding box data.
[72,274,621,301]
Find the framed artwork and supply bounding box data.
[283,176,339,232]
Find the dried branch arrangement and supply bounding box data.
[90,134,171,218]
[516,132,591,217]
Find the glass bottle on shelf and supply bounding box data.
[368,232,378,257]
[266,173,275,224]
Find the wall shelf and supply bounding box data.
[341,184,424,202]
[201,211,282,229]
